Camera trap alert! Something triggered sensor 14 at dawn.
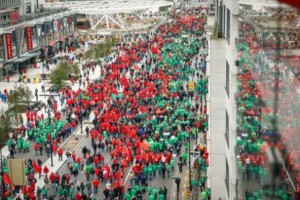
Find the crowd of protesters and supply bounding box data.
[0,5,211,200]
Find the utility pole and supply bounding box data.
[80,91,83,134]
[0,149,6,200]
[174,177,181,200]
[188,128,192,191]
[48,117,53,167]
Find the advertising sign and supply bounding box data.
[26,27,33,50]
[188,81,195,91]
[5,34,13,59]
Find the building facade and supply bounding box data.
[206,0,238,199]
[208,0,299,199]
[0,0,76,80]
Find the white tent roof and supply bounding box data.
[44,0,173,15]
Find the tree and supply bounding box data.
[7,85,33,106]
[84,48,95,60]
[50,62,80,89]
[84,38,115,60]
[0,112,23,143]
[23,86,33,106]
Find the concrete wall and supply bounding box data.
[208,38,227,200]
[209,1,239,199]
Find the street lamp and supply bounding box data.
[42,61,46,95]
[0,149,6,200]
[173,177,181,200]
[47,116,54,167]
[79,91,83,134]
[80,113,83,134]
[188,129,192,191]
[50,133,53,167]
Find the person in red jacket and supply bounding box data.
[75,192,82,200]
[37,165,42,179]
[43,166,49,177]
[93,178,99,194]
[52,144,57,156]
[55,172,60,185]
[65,173,71,184]
[34,143,39,156]
[58,148,63,161]
[49,172,55,183]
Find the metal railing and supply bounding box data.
[0,8,69,28]
[0,0,21,10]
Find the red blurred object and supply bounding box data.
[3,172,11,185]
[279,0,300,9]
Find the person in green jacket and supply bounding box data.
[166,163,172,178]
[170,158,175,172]
[182,152,187,165]
[152,163,158,177]
[149,194,155,200]
[41,187,48,199]
[158,193,165,200]
[157,162,162,177]
[148,164,153,180]
[125,191,132,200]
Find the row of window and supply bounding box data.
[217,1,231,198]
[0,0,21,9]
[226,60,230,198]
[216,0,231,42]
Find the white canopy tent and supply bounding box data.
[44,0,173,30]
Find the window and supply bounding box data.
[225,60,230,97]
[0,35,4,59]
[226,8,230,42]
[225,110,229,148]
[217,1,223,37]
[225,158,230,198]
[26,4,31,14]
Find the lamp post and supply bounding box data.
[79,91,83,134]
[50,133,53,167]
[173,177,181,200]
[47,116,54,167]
[0,149,6,200]
[188,129,192,191]
[80,113,83,134]
[42,62,46,95]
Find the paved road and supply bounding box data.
[40,1,209,200]
[46,131,201,200]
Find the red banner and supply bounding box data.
[57,20,61,30]
[279,0,300,9]
[26,27,33,50]
[5,34,13,59]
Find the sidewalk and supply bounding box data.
[34,127,86,190]
[0,48,99,158]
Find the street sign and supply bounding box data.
[188,81,195,91]
[7,159,26,186]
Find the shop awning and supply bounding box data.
[48,41,57,46]
[10,52,40,64]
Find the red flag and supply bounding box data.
[279,0,300,9]
[3,172,11,185]
[32,160,39,173]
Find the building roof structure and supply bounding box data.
[44,0,173,30]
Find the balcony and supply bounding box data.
[0,0,21,10]
[0,8,69,28]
